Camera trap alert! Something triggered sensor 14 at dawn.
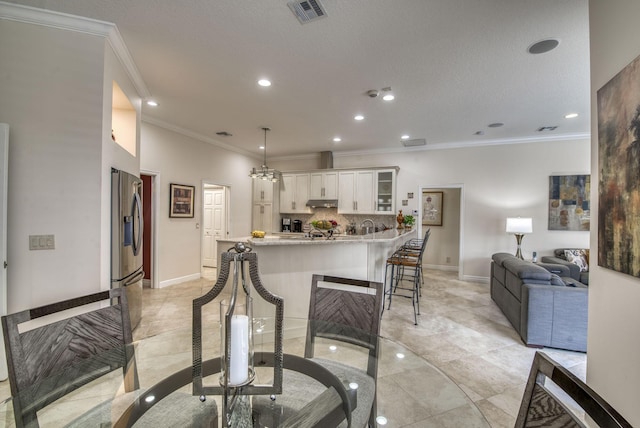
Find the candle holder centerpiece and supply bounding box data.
[192,243,284,427]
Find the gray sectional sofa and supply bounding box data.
[541,248,589,285]
[490,253,588,352]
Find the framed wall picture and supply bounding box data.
[169,183,195,218]
[548,175,590,231]
[422,191,443,226]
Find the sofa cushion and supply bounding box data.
[564,249,589,272]
[492,252,515,267]
[502,258,553,282]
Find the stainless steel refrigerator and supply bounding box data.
[111,167,143,329]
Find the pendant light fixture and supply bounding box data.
[249,127,281,182]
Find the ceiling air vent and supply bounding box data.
[287,0,327,24]
[537,126,558,132]
[402,138,427,148]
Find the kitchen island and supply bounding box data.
[216,229,417,318]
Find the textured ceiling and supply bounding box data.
[4,0,590,159]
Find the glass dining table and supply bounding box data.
[0,317,490,427]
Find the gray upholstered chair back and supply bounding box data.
[305,274,383,428]
[1,288,137,428]
[515,351,631,428]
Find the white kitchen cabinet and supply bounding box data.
[338,170,375,214]
[309,171,338,200]
[374,169,396,213]
[252,202,273,232]
[279,173,310,213]
[252,179,274,203]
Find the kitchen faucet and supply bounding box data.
[360,219,375,234]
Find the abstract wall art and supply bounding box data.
[597,52,640,277]
[548,175,590,231]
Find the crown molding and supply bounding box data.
[142,116,259,159]
[0,1,150,98]
[332,132,591,157]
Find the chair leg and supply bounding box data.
[383,263,394,311]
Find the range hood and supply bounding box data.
[305,151,337,208]
[306,199,338,208]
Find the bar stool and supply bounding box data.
[398,229,430,289]
[383,230,430,325]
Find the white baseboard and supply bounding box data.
[159,272,201,288]
[423,264,489,283]
[463,275,490,283]
[424,263,459,272]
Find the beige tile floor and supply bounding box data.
[135,267,586,427]
[0,268,586,427]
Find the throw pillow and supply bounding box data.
[564,249,589,272]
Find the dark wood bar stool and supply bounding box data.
[383,229,430,325]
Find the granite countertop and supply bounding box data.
[220,228,417,246]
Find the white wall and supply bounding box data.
[421,187,461,270]
[102,43,142,292]
[588,1,640,425]
[0,20,106,311]
[140,122,256,284]
[273,139,590,280]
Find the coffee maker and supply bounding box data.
[281,218,291,232]
[292,220,303,233]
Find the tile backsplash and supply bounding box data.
[279,208,398,233]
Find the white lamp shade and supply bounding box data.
[506,217,533,234]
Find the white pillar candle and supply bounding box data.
[229,314,249,385]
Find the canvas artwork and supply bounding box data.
[597,53,640,277]
[548,175,590,231]
[170,183,195,218]
[422,191,443,226]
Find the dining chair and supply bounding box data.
[515,351,632,428]
[304,274,384,428]
[1,288,217,427]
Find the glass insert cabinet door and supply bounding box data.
[375,170,395,213]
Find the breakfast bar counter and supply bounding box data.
[217,229,416,318]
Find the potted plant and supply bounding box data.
[403,214,415,229]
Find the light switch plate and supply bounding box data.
[29,234,55,250]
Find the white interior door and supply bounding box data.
[211,189,225,262]
[202,189,216,267]
[202,187,226,268]
[0,124,9,380]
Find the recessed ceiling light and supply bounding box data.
[146,100,158,107]
[376,416,388,425]
[401,135,410,140]
[488,122,504,128]
[259,145,265,150]
[333,137,342,142]
[382,94,395,101]
[354,114,364,121]
[565,113,579,119]
[528,39,560,55]
[258,79,271,87]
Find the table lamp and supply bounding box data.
[506,217,533,259]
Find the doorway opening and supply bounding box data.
[141,170,160,289]
[418,184,464,279]
[202,182,229,275]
